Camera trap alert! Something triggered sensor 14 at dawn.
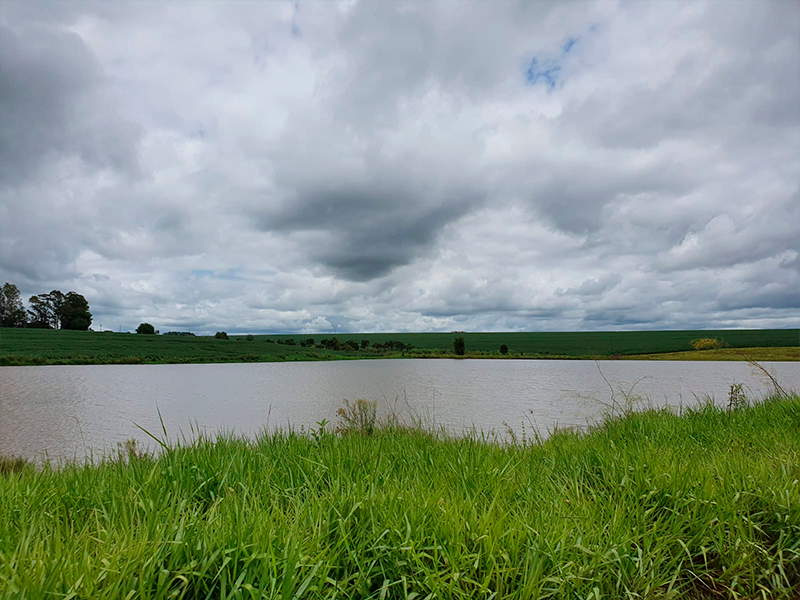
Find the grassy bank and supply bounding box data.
[632,346,800,362]
[1,327,798,366]
[2,396,799,598]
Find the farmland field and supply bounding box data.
[260,328,800,356]
[0,327,797,366]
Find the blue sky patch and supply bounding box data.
[191,269,243,280]
[525,58,561,88]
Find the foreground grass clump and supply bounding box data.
[1,398,799,598]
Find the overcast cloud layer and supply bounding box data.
[1,1,798,334]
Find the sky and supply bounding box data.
[1,0,798,335]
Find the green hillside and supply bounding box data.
[259,329,799,356]
[1,327,797,366]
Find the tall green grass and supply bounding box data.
[2,396,799,598]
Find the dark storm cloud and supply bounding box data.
[255,179,482,281]
[0,1,797,333]
[0,23,140,185]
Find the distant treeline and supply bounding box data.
[0,282,92,331]
[262,336,416,352]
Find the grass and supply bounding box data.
[1,395,799,598]
[1,327,798,366]
[632,346,800,362]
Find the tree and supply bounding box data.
[27,295,52,328]
[321,336,340,350]
[500,344,508,355]
[60,292,92,330]
[28,290,71,329]
[0,283,27,327]
[453,336,465,356]
[215,331,229,339]
[246,334,254,341]
[136,323,156,334]
[45,290,66,329]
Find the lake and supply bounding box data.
[1,359,798,461]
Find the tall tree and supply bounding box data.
[60,292,92,330]
[28,290,68,329]
[0,283,27,327]
[27,294,53,328]
[45,290,66,329]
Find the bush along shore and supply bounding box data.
[1,394,799,598]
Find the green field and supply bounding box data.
[2,395,799,598]
[0,328,357,366]
[0,327,797,366]
[260,329,800,356]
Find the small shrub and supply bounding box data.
[336,398,377,435]
[500,344,508,355]
[246,334,254,341]
[453,336,465,356]
[691,337,721,351]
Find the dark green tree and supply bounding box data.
[136,323,156,334]
[27,295,52,328]
[215,331,229,339]
[60,292,92,330]
[27,290,68,329]
[500,344,508,355]
[246,334,254,341]
[0,283,27,327]
[45,290,66,329]
[453,336,466,356]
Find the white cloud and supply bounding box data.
[1,0,797,333]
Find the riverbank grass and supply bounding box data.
[1,395,799,598]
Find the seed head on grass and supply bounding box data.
[336,398,378,435]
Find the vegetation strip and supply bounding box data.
[1,395,799,598]
[1,327,797,366]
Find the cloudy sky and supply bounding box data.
[1,1,798,334]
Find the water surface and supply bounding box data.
[1,359,797,461]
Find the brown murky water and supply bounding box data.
[1,359,797,461]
